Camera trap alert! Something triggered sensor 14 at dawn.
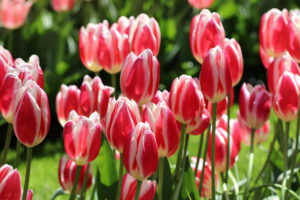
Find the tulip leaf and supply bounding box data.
[162,157,173,200]
[49,188,65,200]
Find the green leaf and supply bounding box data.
[162,158,173,200]
[55,61,69,76]
[218,0,238,19]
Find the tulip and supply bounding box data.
[169,75,205,124]
[238,83,271,130]
[0,46,13,65]
[190,9,225,64]
[0,0,32,29]
[58,155,92,194]
[200,46,232,103]
[80,75,114,118]
[129,14,161,56]
[259,8,288,57]
[79,22,109,72]
[111,16,135,35]
[120,49,160,105]
[186,108,210,135]
[151,89,169,105]
[273,72,300,122]
[0,164,22,200]
[223,38,244,86]
[52,0,75,12]
[188,0,214,10]
[123,122,158,180]
[287,9,300,62]
[142,102,180,157]
[0,47,13,87]
[56,84,81,127]
[63,111,101,165]
[13,80,50,147]
[259,46,275,69]
[106,97,141,153]
[120,173,157,200]
[267,54,300,94]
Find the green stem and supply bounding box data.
[111,74,117,95]
[22,148,32,200]
[135,180,142,200]
[15,141,22,168]
[158,158,164,200]
[80,163,91,200]
[1,125,13,166]
[174,124,186,181]
[7,30,13,52]
[211,103,217,200]
[194,133,204,177]
[282,122,290,200]
[69,165,83,200]
[243,128,255,200]
[50,188,65,200]
[225,93,231,184]
[116,154,124,200]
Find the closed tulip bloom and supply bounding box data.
[120,49,160,105]
[188,0,214,10]
[56,84,81,127]
[238,83,271,130]
[169,75,205,124]
[0,46,13,65]
[79,22,109,72]
[288,9,300,62]
[52,0,75,12]
[190,9,225,64]
[26,190,33,200]
[13,80,50,147]
[63,111,101,165]
[0,47,13,87]
[200,46,232,103]
[129,14,161,56]
[273,72,300,122]
[142,102,180,157]
[0,0,32,30]
[106,97,141,153]
[267,54,300,93]
[120,173,157,200]
[151,89,169,105]
[223,38,244,86]
[58,156,92,194]
[0,164,22,200]
[124,122,158,180]
[259,8,288,57]
[80,75,114,118]
[111,16,135,35]
[186,108,210,135]
[259,46,275,69]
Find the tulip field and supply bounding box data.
[0,0,300,200]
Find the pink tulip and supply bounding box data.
[80,75,114,118]
[0,164,22,200]
[120,173,157,200]
[56,84,81,127]
[111,16,135,35]
[169,75,205,124]
[0,0,32,29]
[151,89,169,105]
[188,0,214,10]
[267,54,300,94]
[63,111,101,165]
[190,9,225,64]
[142,102,180,157]
[52,0,75,12]
[13,80,50,147]
[0,46,13,65]
[238,83,271,130]
[106,97,141,153]
[259,46,275,69]
[120,49,160,105]
[288,9,300,62]
[186,108,210,135]
[58,156,92,194]
[259,8,288,57]
[0,46,13,87]
[200,46,232,103]
[273,72,300,122]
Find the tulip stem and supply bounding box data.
[158,158,164,200]
[80,163,90,200]
[135,180,142,200]
[225,93,231,185]
[15,141,22,168]
[194,133,204,177]
[116,154,124,200]
[69,165,83,200]
[282,122,290,200]
[22,147,32,200]
[243,128,255,200]
[174,124,186,182]
[1,124,13,166]
[211,103,217,200]
[111,74,117,95]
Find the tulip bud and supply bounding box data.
[259,8,288,57]
[169,75,205,124]
[238,83,271,130]
[129,14,161,56]
[120,49,160,105]
[80,75,114,118]
[142,102,180,157]
[26,190,33,200]
[111,16,135,35]
[190,9,225,64]
[120,173,157,200]
[267,54,300,94]
[0,46,13,65]
[0,48,13,88]
[151,89,169,105]
[186,108,210,135]
[56,84,81,127]
[63,111,101,165]
[200,46,232,103]
[58,156,92,194]
[273,72,300,121]
[188,0,214,10]
[123,122,158,180]
[13,80,50,147]
[0,0,32,30]
[0,164,22,200]
[287,9,300,62]
[106,97,141,153]
[52,0,75,12]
